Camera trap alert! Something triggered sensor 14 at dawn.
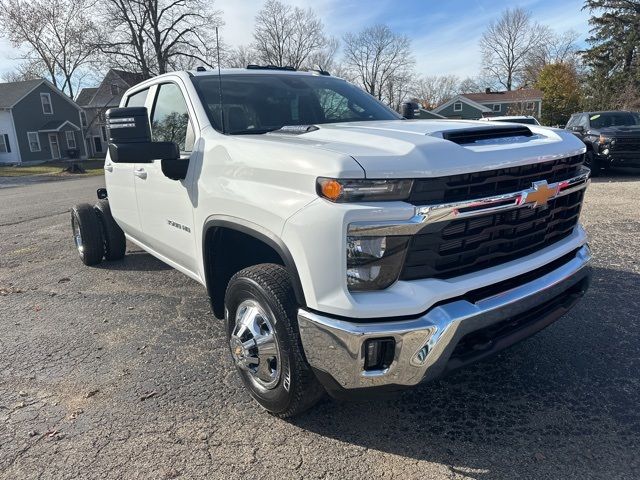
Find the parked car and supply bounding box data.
[565,111,640,175]
[70,67,591,417]
[479,115,540,125]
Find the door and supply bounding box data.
[133,82,198,272]
[48,134,61,159]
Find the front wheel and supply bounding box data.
[224,264,324,417]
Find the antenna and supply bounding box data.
[215,27,226,134]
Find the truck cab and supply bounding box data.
[70,68,592,417]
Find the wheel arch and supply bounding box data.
[202,216,306,318]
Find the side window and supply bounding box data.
[578,114,589,129]
[566,115,577,128]
[126,88,149,108]
[150,83,194,152]
[41,93,53,114]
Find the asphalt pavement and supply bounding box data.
[0,173,639,479]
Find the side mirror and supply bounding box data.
[571,125,585,134]
[401,102,420,119]
[106,107,179,163]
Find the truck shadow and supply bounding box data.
[591,168,639,183]
[98,249,172,272]
[289,266,640,478]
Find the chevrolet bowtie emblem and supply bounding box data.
[522,180,558,208]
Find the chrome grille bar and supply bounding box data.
[349,167,590,237]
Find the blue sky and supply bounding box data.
[0,0,592,80]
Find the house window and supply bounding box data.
[66,131,77,149]
[0,134,9,153]
[80,111,87,127]
[526,102,535,110]
[110,84,119,96]
[453,102,462,112]
[101,126,108,141]
[492,104,501,112]
[27,132,41,152]
[41,93,53,114]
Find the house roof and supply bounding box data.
[111,69,145,86]
[39,119,80,132]
[85,69,145,108]
[463,88,543,103]
[0,79,45,108]
[432,95,492,114]
[75,87,98,107]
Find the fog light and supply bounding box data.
[602,148,610,155]
[364,338,395,371]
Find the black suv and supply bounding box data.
[566,111,640,175]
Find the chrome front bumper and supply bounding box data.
[298,245,591,393]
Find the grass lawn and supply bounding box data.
[0,159,104,177]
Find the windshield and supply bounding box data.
[589,112,640,129]
[192,74,401,134]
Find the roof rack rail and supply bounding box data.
[246,64,297,71]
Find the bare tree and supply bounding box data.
[523,30,581,85]
[479,7,549,90]
[0,0,99,97]
[1,60,45,83]
[458,77,482,94]
[305,36,339,72]
[97,0,223,78]
[412,75,460,109]
[226,45,259,69]
[252,0,330,69]
[342,24,415,104]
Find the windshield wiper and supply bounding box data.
[229,128,278,135]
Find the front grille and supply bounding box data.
[401,189,585,280]
[610,138,640,153]
[407,154,584,205]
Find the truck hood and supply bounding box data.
[265,120,586,178]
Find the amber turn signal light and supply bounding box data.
[319,178,343,201]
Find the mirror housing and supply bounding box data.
[401,101,420,119]
[571,125,585,134]
[106,107,179,163]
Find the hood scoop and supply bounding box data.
[440,125,535,145]
[270,125,319,135]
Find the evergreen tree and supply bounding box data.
[583,0,640,109]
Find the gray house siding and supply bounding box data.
[481,100,541,117]
[12,83,86,162]
[438,101,484,120]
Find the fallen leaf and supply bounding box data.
[85,389,99,398]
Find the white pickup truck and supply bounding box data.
[71,67,591,417]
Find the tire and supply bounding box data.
[71,203,104,266]
[94,199,126,261]
[224,264,325,417]
[585,151,601,177]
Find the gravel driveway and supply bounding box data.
[0,173,638,479]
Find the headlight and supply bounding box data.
[346,236,410,291]
[317,178,413,202]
